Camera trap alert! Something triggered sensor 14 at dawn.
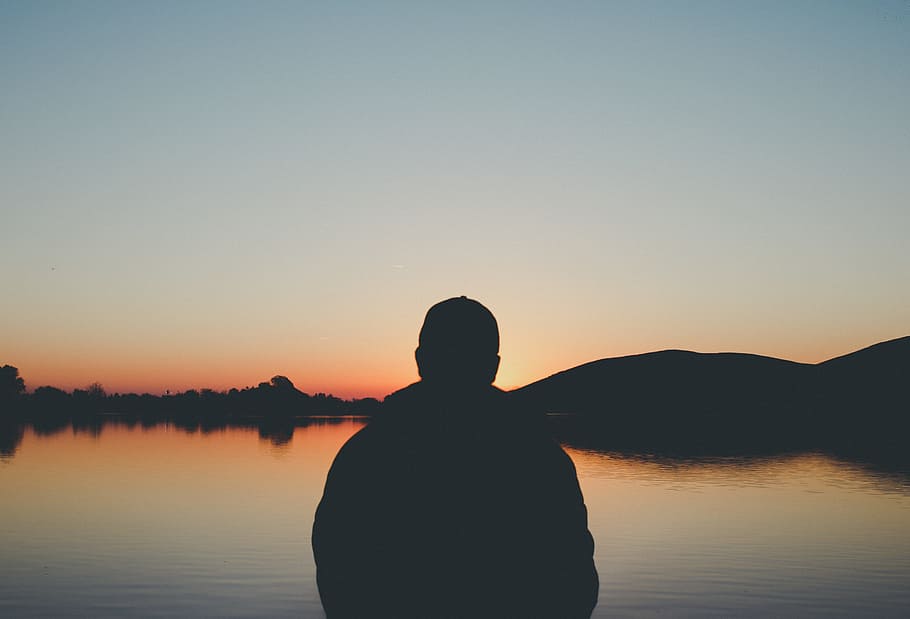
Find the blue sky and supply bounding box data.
[2,1,908,395]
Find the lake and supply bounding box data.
[1,419,909,617]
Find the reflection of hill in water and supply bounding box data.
[546,415,910,487]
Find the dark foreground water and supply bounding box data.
[1,419,908,618]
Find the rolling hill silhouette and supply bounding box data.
[817,336,909,406]
[513,336,909,449]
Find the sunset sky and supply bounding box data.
[2,2,908,398]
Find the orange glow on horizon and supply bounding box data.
[8,331,906,400]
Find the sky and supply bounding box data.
[2,1,908,398]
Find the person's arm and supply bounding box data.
[312,431,383,618]
[536,442,600,618]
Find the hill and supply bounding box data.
[512,336,909,447]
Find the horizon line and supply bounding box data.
[8,334,906,400]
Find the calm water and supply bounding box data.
[1,420,909,618]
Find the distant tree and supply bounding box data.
[86,382,106,399]
[270,375,295,390]
[28,385,71,428]
[32,385,70,404]
[1,365,26,400]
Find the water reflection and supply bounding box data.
[568,448,910,497]
[566,447,910,617]
[3,414,909,500]
[0,416,372,460]
[1,420,909,618]
[258,419,296,447]
[547,415,910,489]
[0,421,23,459]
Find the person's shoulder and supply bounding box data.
[499,391,578,461]
[376,381,430,428]
[381,381,424,410]
[326,423,372,470]
[499,388,550,429]
[331,382,422,462]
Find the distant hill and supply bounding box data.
[819,335,910,370]
[512,336,909,446]
[815,336,909,415]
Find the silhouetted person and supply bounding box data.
[313,297,598,618]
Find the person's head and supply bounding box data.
[415,296,500,388]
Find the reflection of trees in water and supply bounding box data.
[0,422,24,459]
[258,417,368,447]
[1,417,365,459]
[31,416,69,436]
[72,418,105,437]
[259,420,295,446]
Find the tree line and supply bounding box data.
[0,364,381,424]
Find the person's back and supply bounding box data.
[312,297,598,617]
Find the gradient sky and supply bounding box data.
[2,1,908,397]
